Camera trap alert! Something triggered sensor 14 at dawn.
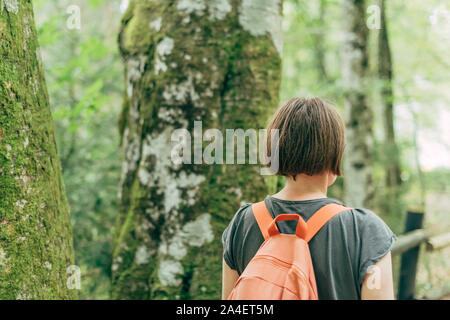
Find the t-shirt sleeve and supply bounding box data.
[222,203,251,270]
[357,209,397,285]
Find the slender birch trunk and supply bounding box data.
[341,0,374,208]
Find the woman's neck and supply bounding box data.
[272,173,329,201]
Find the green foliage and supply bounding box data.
[424,169,450,193]
[281,0,450,222]
[34,0,123,299]
[30,0,449,299]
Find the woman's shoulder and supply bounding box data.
[223,202,253,231]
[344,206,389,225]
[234,202,253,218]
[333,205,397,239]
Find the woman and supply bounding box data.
[222,97,396,300]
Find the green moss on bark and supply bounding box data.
[112,0,282,299]
[0,1,75,299]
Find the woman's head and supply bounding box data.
[266,97,346,180]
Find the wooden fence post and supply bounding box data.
[397,211,424,300]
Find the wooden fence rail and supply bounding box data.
[392,229,429,255]
[426,232,450,252]
[391,211,450,300]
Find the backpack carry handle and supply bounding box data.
[252,201,353,242]
[267,214,308,239]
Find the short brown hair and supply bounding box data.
[266,97,346,178]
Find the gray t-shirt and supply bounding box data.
[222,196,397,300]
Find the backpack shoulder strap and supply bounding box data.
[252,201,273,241]
[305,203,352,242]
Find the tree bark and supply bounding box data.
[313,0,328,82]
[0,0,75,299]
[378,0,402,208]
[112,0,282,299]
[341,0,374,208]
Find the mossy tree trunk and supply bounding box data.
[0,0,75,299]
[341,0,374,208]
[112,0,282,299]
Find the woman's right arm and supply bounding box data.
[221,258,239,299]
[361,251,395,300]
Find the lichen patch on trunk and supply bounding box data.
[1,0,19,14]
[238,0,283,55]
[150,17,162,32]
[158,260,184,287]
[177,0,232,20]
[155,37,174,75]
[157,213,213,285]
[139,129,205,213]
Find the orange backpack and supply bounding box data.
[227,201,352,300]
